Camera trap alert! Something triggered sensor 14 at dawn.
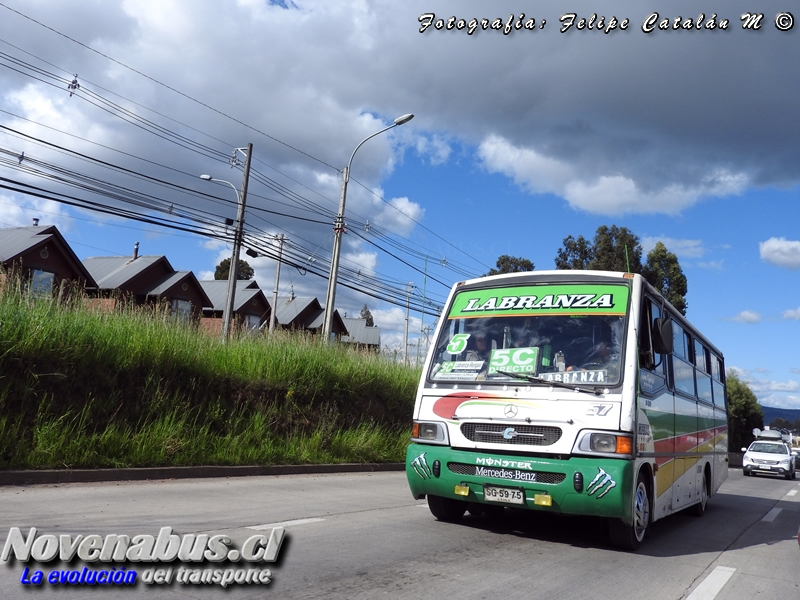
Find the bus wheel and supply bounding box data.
[608,472,650,551]
[427,495,466,522]
[689,472,708,517]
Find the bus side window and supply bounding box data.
[671,322,696,397]
[710,352,726,409]
[695,340,713,404]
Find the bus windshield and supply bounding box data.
[428,283,628,387]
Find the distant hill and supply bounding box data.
[761,405,800,429]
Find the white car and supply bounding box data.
[742,441,797,480]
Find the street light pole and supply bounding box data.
[321,113,414,342]
[200,142,253,342]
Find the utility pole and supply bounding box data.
[221,143,253,342]
[404,282,414,365]
[417,255,428,366]
[269,234,284,333]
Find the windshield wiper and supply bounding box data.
[493,370,604,396]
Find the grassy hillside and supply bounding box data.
[0,283,419,469]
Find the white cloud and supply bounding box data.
[730,367,800,408]
[746,378,800,394]
[640,236,706,259]
[0,193,72,230]
[415,135,452,166]
[372,306,422,352]
[758,395,800,410]
[731,310,762,323]
[696,260,725,271]
[759,237,800,270]
[373,196,424,237]
[478,135,747,216]
[783,307,800,320]
[477,135,573,197]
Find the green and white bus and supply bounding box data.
[406,270,728,550]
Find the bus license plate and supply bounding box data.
[484,485,524,505]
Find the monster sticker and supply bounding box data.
[410,453,434,479]
[587,467,617,499]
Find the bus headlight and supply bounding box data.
[591,434,617,453]
[411,421,450,445]
[574,431,633,456]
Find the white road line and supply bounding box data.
[685,566,736,600]
[762,508,782,522]
[248,518,325,530]
[787,489,798,496]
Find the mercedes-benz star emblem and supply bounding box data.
[504,404,518,418]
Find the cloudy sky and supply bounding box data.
[1,0,799,409]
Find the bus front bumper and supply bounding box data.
[406,443,633,520]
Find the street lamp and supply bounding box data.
[321,113,414,341]
[200,143,253,341]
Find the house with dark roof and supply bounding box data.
[198,279,271,335]
[340,317,381,351]
[82,244,210,320]
[0,224,97,296]
[273,295,348,336]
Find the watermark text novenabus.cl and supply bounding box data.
[2,526,285,588]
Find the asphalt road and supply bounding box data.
[0,468,798,599]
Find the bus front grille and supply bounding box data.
[460,423,562,446]
[447,462,566,485]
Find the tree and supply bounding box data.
[360,304,374,327]
[554,226,688,314]
[555,226,643,273]
[642,242,688,316]
[555,235,593,270]
[769,417,792,431]
[726,370,764,451]
[214,258,254,281]
[588,225,643,273]
[485,255,535,276]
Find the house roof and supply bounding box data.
[0,225,97,287]
[82,255,172,289]
[274,296,319,327]
[274,295,347,333]
[199,279,267,313]
[341,318,381,346]
[82,254,211,307]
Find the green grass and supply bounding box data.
[0,276,419,469]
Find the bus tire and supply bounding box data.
[689,470,709,517]
[608,471,650,551]
[427,495,466,522]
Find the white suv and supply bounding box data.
[742,440,797,480]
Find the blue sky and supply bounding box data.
[0,1,798,409]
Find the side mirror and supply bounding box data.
[652,316,674,355]
[741,447,747,452]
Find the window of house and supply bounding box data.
[171,299,192,322]
[30,269,55,297]
[243,314,261,331]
